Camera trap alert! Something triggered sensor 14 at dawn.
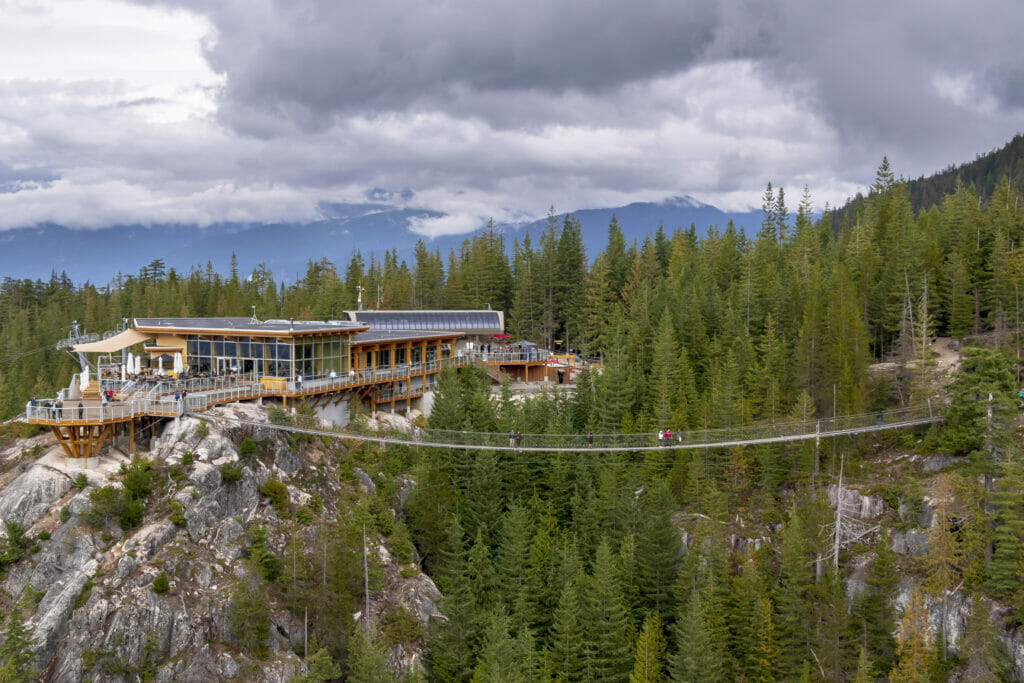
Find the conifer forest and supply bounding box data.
[4,156,1024,681]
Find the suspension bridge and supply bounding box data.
[196,404,941,453]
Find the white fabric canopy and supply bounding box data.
[72,328,151,353]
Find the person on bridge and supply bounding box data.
[587,431,593,448]
[77,402,84,419]
[509,430,515,448]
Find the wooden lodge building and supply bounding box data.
[26,312,553,461]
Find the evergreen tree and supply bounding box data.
[635,480,681,615]
[347,629,392,682]
[630,613,666,683]
[961,595,1011,682]
[669,592,723,682]
[853,530,899,671]
[585,539,633,681]
[889,588,933,683]
[546,576,588,681]
[0,607,37,681]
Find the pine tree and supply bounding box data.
[889,588,933,682]
[585,539,633,681]
[774,503,814,678]
[347,629,392,682]
[546,577,588,681]
[988,464,1024,601]
[854,530,899,671]
[852,648,874,683]
[0,607,37,681]
[961,595,1011,682]
[669,592,723,682]
[630,613,666,683]
[635,480,681,615]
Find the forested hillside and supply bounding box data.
[830,135,1024,233]
[3,156,1024,679]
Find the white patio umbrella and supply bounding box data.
[80,366,89,391]
[135,354,141,374]
[157,356,163,375]
[121,363,126,382]
[174,352,183,374]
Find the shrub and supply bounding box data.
[82,485,146,530]
[389,521,414,564]
[59,506,71,524]
[1,521,30,564]
[238,438,258,459]
[244,526,281,582]
[181,452,195,468]
[195,420,210,441]
[268,408,291,426]
[220,463,244,483]
[229,576,270,658]
[294,505,314,525]
[73,473,89,492]
[121,458,155,499]
[37,530,50,541]
[258,479,289,512]
[73,579,93,610]
[169,501,186,526]
[152,571,169,594]
[380,606,422,646]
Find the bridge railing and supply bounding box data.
[418,405,938,450]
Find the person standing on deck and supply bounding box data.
[78,402,84,419]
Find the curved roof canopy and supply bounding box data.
[72,328,151,353]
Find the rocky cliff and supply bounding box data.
[0,404,443,681]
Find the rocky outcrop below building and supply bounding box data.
[0,404,443,681]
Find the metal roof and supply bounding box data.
[345,310,503,335]
[134,317,366,335]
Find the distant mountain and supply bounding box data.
[0,196,761,284]
[508,196,761,259]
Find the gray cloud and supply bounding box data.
[2,0,1021,236]
[0,159,58,194]
[155,1,1021,161]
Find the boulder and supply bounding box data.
[353,467,376,496]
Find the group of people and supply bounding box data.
[507,429,523,448]
[28,396,85,420]
[658,428,677,445]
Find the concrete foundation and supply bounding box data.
[65,456,99,469]
[313,397,350,428]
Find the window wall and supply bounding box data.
[186,333,349,378]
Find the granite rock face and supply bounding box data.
[0,465,72,529]
[0,404,437,680]
[826,484,888,520]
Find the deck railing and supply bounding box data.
[25,351,534,425]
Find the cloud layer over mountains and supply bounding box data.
[0,0,1020,235]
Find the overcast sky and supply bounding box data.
[0,0,1021,236]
